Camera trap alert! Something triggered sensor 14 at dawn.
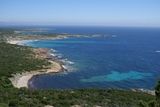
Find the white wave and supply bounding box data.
[57,54,63,58]
[50,49,57,53]
[50,51,63,59]
[62,65,68,70]
[49,49,75,72]
[155,50,160,53]
[60,58,74,65]
[62,64,76,72]
[50,53,56,57]
[19,40,39,46]
[67,61,74,65]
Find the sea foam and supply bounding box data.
[155,50,160,53]
[49,48,75,72]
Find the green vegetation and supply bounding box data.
[0,28,15,41]
[0,40,156,107]
[155,81,160,107]
[0,28,159,107]
[0,88,155,107]
[0,27,70,43]
[0,43,49,78]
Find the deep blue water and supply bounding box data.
[25,27,160,89]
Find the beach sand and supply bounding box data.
[8,39,63,88]
[9,60,62,88]
[7,40,22,45]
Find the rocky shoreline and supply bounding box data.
[7,38,155,96]
[8,40,66,88]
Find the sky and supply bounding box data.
[0,0,160,27]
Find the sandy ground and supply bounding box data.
[9,60,62,88]
[8,39,63,88]
[7,40,22,45]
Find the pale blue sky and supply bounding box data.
[0,0,160,27]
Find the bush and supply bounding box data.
[9,100,19,107]
[148,100,156,107]
[138,100,148,107]
[155,81,160,107]
[0,103,8,107]
[155,81,160,99]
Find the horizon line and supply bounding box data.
[0,24,160,28]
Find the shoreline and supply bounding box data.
[7,37,155,96]
[8,39,65,88]
[6,34,70,45]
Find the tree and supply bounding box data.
[155,80,160,107]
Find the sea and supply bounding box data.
[20,26,160,90]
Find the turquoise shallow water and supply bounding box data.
[25,27,160,89]
[81,71,152,82]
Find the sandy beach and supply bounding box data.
[9,60,62,88]
[9,61,62,88]
[7,40,23,45]
[8,39,63,88]
[6,34,69,45]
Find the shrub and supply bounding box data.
[138,100,148,107]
